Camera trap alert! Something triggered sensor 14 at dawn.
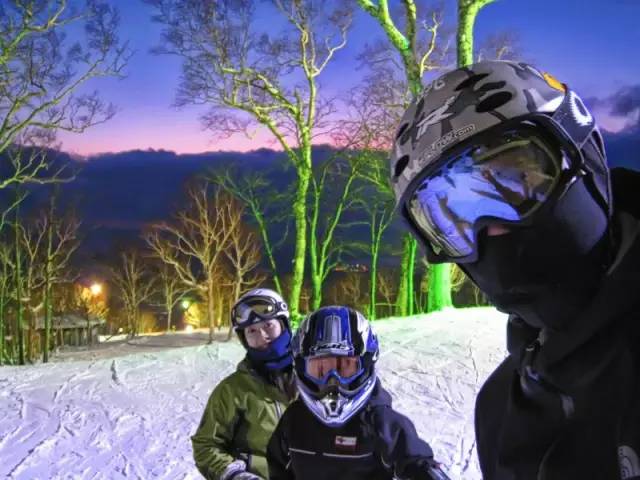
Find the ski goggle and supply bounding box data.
[232,296,287,329]
[404,128,570,262]
[304,355,363,389]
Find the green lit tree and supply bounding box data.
[212,168,293,297]
[356,0,452,314]
[308,153,362,311]
[0,1,129,223]
[457,0,497,67]
[147,0,352,321]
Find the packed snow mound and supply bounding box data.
[0,307,507,480]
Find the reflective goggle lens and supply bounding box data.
[306,356,361,381]
[407,131,564,259]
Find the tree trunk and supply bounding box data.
[407,238,417,316]
[0,295,5,365]
[15,203,25,365]
[42,282,52,362]
[396,235,413,316]
[309,185,321,310]
[252,208,283,295]
[457,1,496,68]
[207,284,215,344]
[427,263,453,311]
[288,159,312,320]
[227,278,242,341]
[369,239,380,321]
[86,313,91,346]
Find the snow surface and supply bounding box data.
[0,307,508,480]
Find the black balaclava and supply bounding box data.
[463,174,611,331]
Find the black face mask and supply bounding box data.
[462,177,611,331]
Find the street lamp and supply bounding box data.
[90,283,103,296]
[181,299,191,310]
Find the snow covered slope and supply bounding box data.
[0,307,507,480]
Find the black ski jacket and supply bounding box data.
[475,168,640,480]
[267,381,441,480]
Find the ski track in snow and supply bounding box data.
[0,308,507,480]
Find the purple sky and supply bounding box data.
[58,0,640,156]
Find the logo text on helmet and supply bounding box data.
[416,95,457,138]
[415,124,477,171]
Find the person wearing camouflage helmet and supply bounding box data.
[390,60,640,479]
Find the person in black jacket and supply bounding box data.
[266,306,450,480]
[389,59,640,479]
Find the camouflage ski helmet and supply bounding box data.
[390,60,611,221]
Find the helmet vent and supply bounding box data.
[395,122,409,140]
[455,73,489,91]
[393,155,410,179]
[476,91,513,112]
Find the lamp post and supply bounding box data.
[85,282,103,346]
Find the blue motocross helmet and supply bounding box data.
[292,306,379,427]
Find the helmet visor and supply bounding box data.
[405,129,565,260]
[304,355,364,394]
[306,355,361,381]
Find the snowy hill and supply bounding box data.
[0,307,508,480]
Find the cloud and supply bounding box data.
[588,85,640,134]
[609,85,640,117]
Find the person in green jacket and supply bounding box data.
[192,288,296,480]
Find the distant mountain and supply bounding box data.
[2,133,637,272]
[604,129,640,171]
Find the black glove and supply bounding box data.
[229,473,263,480]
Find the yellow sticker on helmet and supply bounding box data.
[543,72,566,92]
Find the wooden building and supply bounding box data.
[35,314,106,347]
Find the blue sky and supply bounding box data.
[57,0,640,155]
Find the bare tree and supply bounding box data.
[308,153,363,310]
[110,251,155,339]
[0,1,130,214]
[336,87,399,320]
[18,199,80,361]
[212,168,292,296]
[152,261,190,333]
[355,0,454,316]
[225,209,264,303]
[0,240,12,364]
[476,31,524,62]
[377,268,398,318]
[145,184,241,343]
[147,0,352,319]
[223,200,264,338]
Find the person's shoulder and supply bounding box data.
[285,397,309,415]
[208,361,256,398]
[612,167,640,218]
